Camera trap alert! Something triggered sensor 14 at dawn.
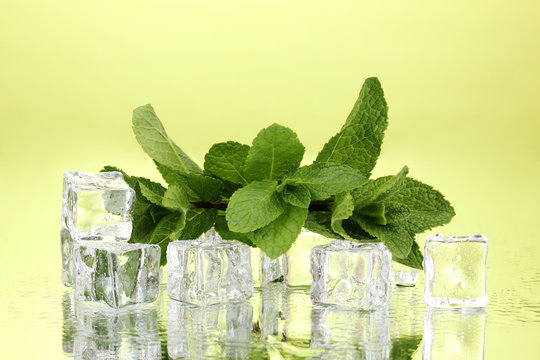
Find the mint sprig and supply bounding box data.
[102,77,455,268]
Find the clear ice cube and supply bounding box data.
[423,308,487,359]
[423,234,488,308]
[167,232,253,305]
[391,262,418,286]
[167,299,253,359]
[251,248,285,287]
[73,242,161,308]
[73,302,161,360]
[61,228,76,287]
[284,231,331,287]
[311,306,391,358]
[310,240,392,309]
[62,171,135,241]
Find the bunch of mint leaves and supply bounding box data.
[103,77,454,268]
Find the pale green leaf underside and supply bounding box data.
[138,178,166,206]
[162,185,190,212]
[331,192,355,240]
[244,124,305,182]
[133,105,202,173]
[204,141,250,185]
[226,180,284,232]
[352,166,409,208]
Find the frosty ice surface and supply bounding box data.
[391,262,418,286]
[73,242,161,308]
[167,232,253,305]
[310,240,392,309]
[423,234,488,308]
[284,231,331,287]
[62,171,135,241]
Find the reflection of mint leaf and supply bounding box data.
[315,77,388,178]
[250,205,308,259]
[133,105,202,173]
[393,240,423,270]
[331,192,355,240]
[214,214,254,246]
[285,163,367,201]
[226,180,284,232]
[281,184,311,208]
[138,178,166,206]
[390,334,423,360]
[354,216,412,258]
[204,141,250,185]
[244,124,305,182]
[389,177,455,234]
[352,166,408,208]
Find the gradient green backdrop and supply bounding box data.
[1,0,539,358]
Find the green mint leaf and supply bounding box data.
[356,203,387,225]
[132,105,202,173]
[250,205,308,259]
[162,185,190,212]
[149,211,186,265]
[384,203,411,224]
[214,214,254,247]
[354,215,412,258]
[393,240,423,270]
[331,192,355,240]
[304,211,345,240]
[341,217,376,240]
[184,173,223,203]
[285,163,367,201]
[177,208,217,240]
[131,212,155,244]
[315,77,388,177]
[204,141,250,185]
[244,124,305,182]
[149,205,169,223]
[138,178,166,206]
[281,184,311,208]
[351,166,408,208]
[155,161,189,187]
[389,177,455,234]
[226,180,284,232]
[133,201,153,217]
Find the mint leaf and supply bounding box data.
[214,214,254,246]
[132,105,202,173]
[149,205,169,223]
[303,211,344,240]
[393,240,423,270]
[204,141,250,185]
[155,161,189,187]
[250,205,308,259]
[226,180,284,232]
[351,166,408,208]
[150,212,186,245]
[281,184,311,208]
[389,177,455,234]
[384,203,411,223]
[138,178,166,206]
[162,185,190,212]
[354,216,412,258]
[133,201,153,216]
[131,212,155,244]
[315,77,388,177]
[356,203,387,225]
[177,208,217,240]
[331,192,355,240]
[244,124,305,182]
[285,163,367,201]
[184,173,223,203]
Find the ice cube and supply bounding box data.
[61,228,76,287]
[423,308,487,359]
[423,234,488,308]
[73,242,161,308]
[167,299,253,359]
[167,232,253,305]
[391,262,418,286]
[311,306,391,358]
[62,171,135,241]
[73,302,161,360]
[251,248,285,287]
[283,231,331,287]
[310,240,392,309]
[258,283,285,340]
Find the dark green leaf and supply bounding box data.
[354,215,413,258]
[214,214,254,246]
[177,208,217,240]
[351,166,408,208]
[138,178,166,206]
[393,238,424,270]
[204,141,250,185]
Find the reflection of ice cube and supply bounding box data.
[62,291,76,354]
[62,171,135,241]
[167,299,253,359]
[391,262,418,286]
[284,231,331,287]
[311,241,392,309]
[424,234,488,308]
[73,242,161,308]
[251,248,284,287]
[423,308,486,359]
[259,283,285,340]
[389,287,420,339]
[167,233,253,305]
[311,306,391,359]
[73,302,161,360]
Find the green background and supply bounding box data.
[1,0,539,358]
